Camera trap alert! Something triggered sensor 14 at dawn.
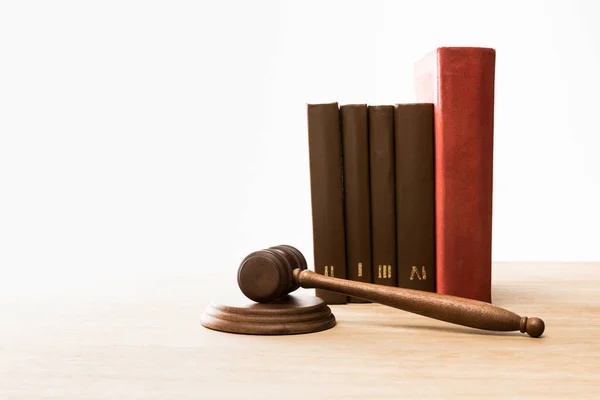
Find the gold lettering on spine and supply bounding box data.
[377,265,393,280]
[324,266,329,277]
[358,262,363,277]
[410,266,419,280]
[410,266,427,280]
[331,266,335,277]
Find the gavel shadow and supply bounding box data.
[373,322,526,337]
[340,312,527,337]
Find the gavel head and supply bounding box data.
[237,245,308,303]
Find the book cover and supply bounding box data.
[368,105,396,287]
[341,104,372,302]
[307,102,348,304]
[394,103,436,292]
[414,47,495,302]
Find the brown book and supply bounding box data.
[368,105,396,287]
[307,102,347,304]
[394,103,435,291]
[341,104,372,302]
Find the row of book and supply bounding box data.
[306,47,496,304]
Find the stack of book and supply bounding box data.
[307,47,496,304]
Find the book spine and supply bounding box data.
[394,103,436,292]
[307,103,348,304]
[414,47,495,302]
[368,105,396,287]
[340,104,372,302]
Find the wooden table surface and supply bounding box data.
[2,262,599,399]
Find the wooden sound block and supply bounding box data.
[201,294,336,335]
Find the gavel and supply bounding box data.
[236,245,545,338]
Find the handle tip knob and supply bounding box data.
[521,317,545,338]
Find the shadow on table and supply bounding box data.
[375,322,528,337]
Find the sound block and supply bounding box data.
[201,294,336,335]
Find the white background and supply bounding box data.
[1,0,598,294]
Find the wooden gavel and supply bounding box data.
[237,245,545,338]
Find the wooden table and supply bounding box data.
[2,262,599,399]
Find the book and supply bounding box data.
[340,104,372,302]
[414,47,495,302]
[368,105,396,287]
[306,102,348,304]
[394,103,436,292]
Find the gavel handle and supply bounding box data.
[294,269,545,337]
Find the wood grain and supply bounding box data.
[1,262,599,399]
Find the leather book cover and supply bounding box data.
[414,47,495,302]
[368,105,396,287]
[307,102,347,304]
[340,104,372,302]
[394,103,436,292]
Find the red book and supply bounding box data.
[414,47,495,303]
